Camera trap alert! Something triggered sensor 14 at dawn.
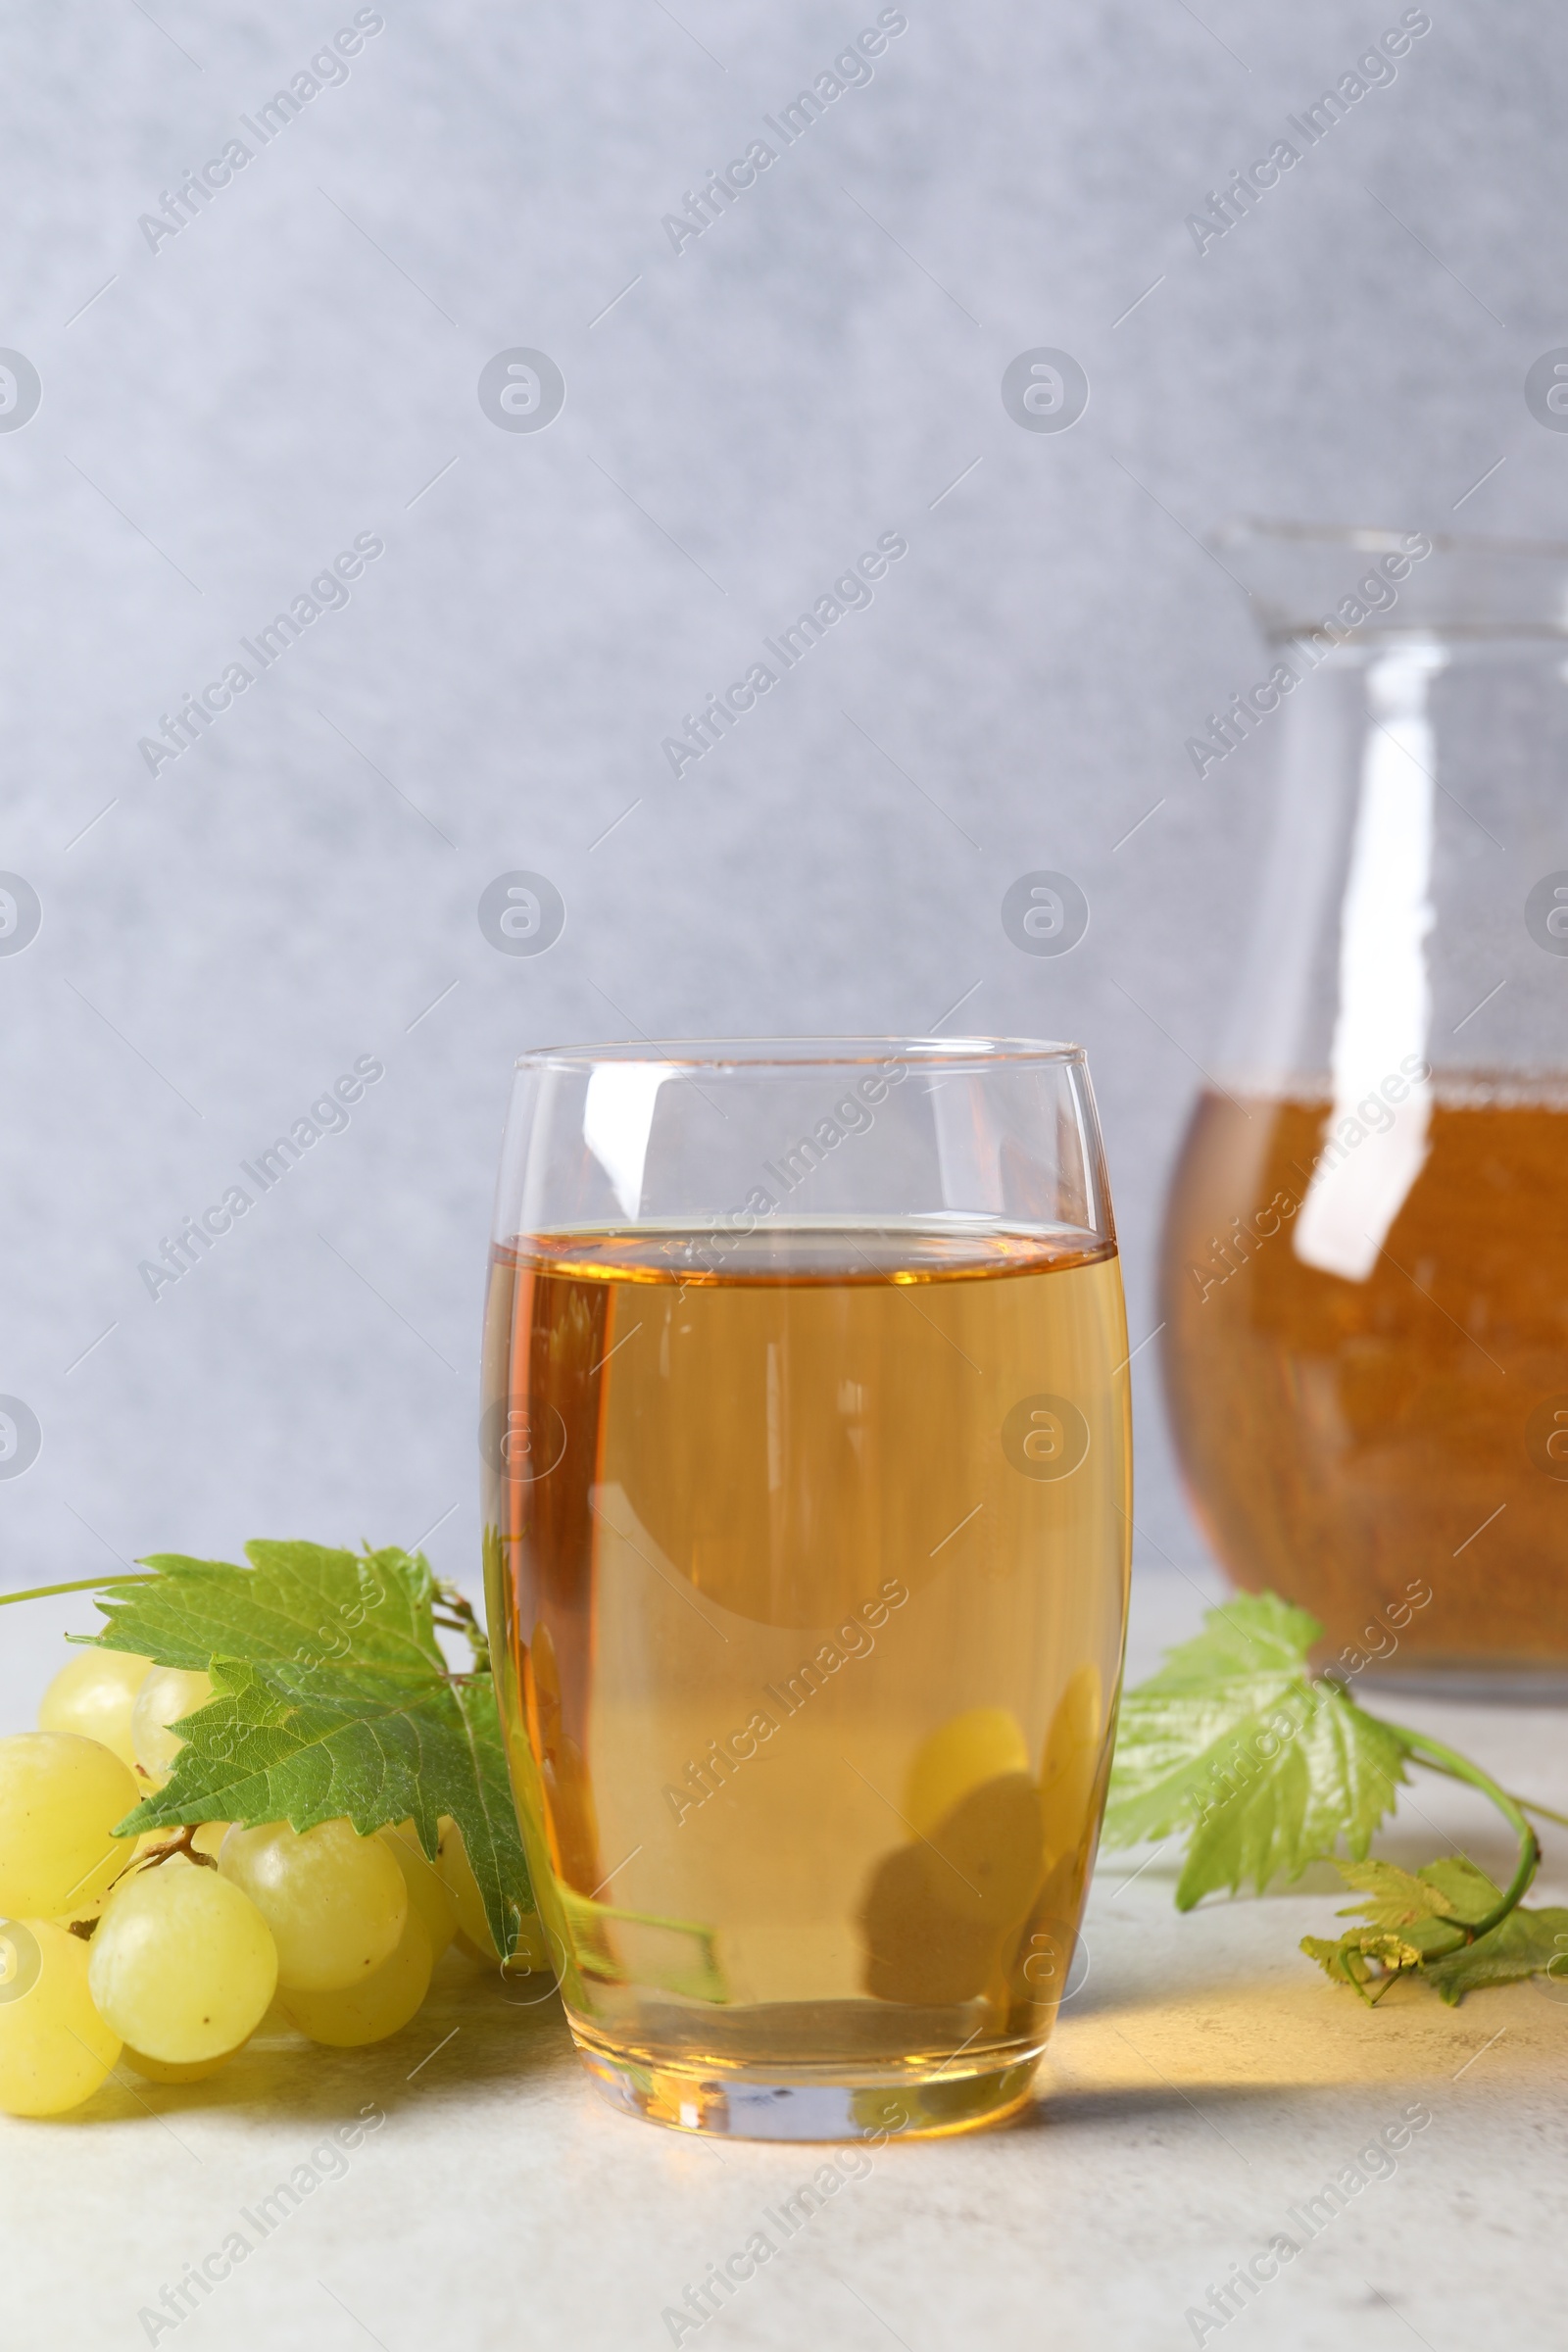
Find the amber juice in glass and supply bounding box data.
[481,1043,1130,2139]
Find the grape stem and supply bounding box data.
[135,1825,218,1873]
[1406,1749,1568,1838]
[0,1574,154,1606]
[1388,1718,1542,1948]
[1511,1792,1568,1836]
[434,1584,490,1674]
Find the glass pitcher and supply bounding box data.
[1160,522,1568,1692]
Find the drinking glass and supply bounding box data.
[481,1038,1131,2139]
[1161,521,1568,1690]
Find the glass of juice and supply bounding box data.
[481,1038,1131,2140]
[1160,521,1568,1690]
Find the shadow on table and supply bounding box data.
[71,1926,1566,2136]
[1039,1967,1565,2108]
[75,1949,576,2131]
[1021,2081,1289,2131]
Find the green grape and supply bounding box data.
[279,1905,433,2046]
[89,1865,276,2063]
[122,2043,235,2084]
[1040,1662,1104,1870]
[0,1732,141,1918]
[219,1818,407,1990]
[903,1706,1030,1841]
[0,1917,122,2117]
[378,1821,457,1959]
[438,1818,549,1973]
[37,1648,152,1772]
[438,1817,499,1957]
[129,1666,214,1788]
[48,1848,140,1932]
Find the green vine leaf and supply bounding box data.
[1334,1854,1496,1932]
[1299,1926,1427,2000]
[1103,1593,1410,1907]
[1304,1856,1568,2005]
[1418,1900,1568,2005]
[89,1541,533,1961]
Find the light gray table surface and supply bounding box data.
[5,1565,1566,2352]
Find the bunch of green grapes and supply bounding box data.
[0,1646,513,2117]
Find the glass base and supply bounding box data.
[571,2028,1042,2141]
[1357,1664,1568,1703]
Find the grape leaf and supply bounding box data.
[1333,1854,1497,1932]
[1299,1926,1428,1994]
[1330,1857,1454,1931]
[1131,1592,1325,1687]
[1417,1855,1507,1925]
[88,1541,534,1961]
[1419,1900,1568,2004]
[1299,1860,1469,1997]
[1303,1855,1568,2005]
[1103,1593,1411,1908]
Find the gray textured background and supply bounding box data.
[2,0,1562,1707]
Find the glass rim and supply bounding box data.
[1210,514,1568,563]
[514,1034,1088,1073]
